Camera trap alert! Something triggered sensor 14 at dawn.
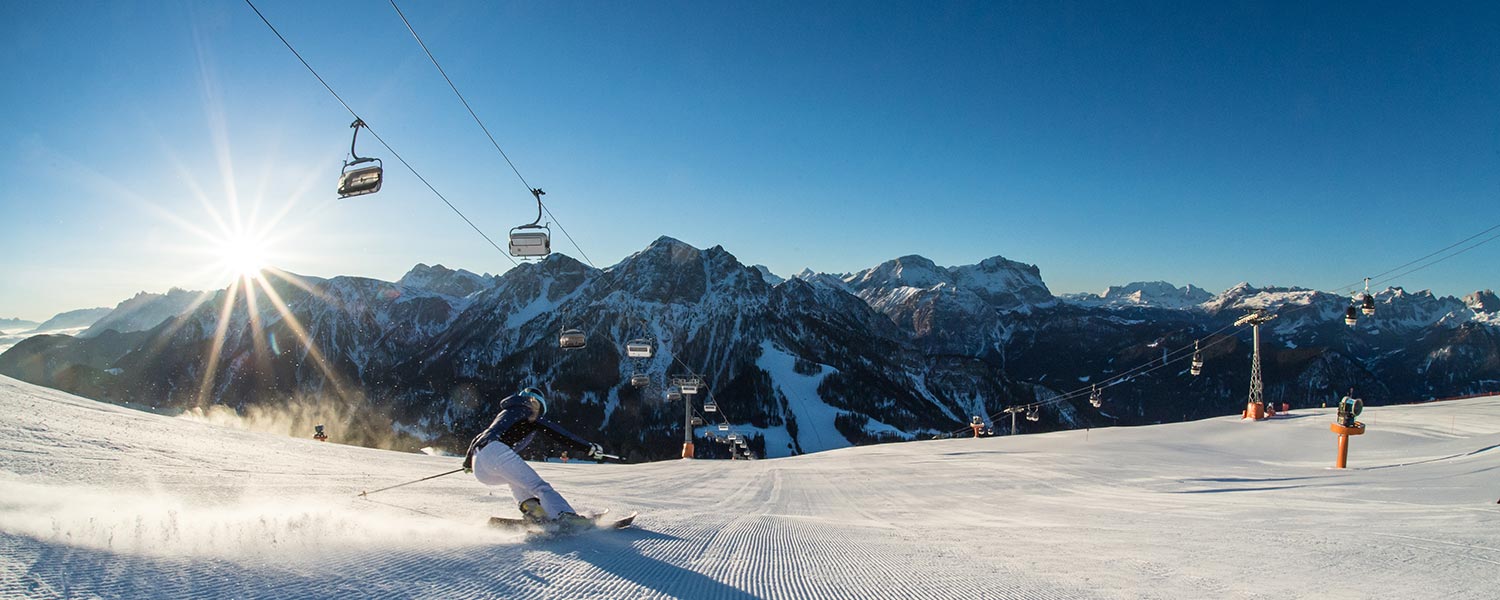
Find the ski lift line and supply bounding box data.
[242,0,521,268]
[1369,228,1500,291]
[388,0,536,196]
[541,202,600,270]
[956,219,1500,436]
[962,323,1255,435]
[1336,221,1500,293]
[389,0,602,271]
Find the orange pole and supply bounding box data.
[1335,433,1349,468]
[682,441,695,459]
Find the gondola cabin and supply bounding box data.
[1344,306,1358,327]
[1361,293,1375,316]
[559,328,586,350]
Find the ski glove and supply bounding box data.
[588,443,605,461]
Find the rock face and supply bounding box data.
[1,238,1495,462]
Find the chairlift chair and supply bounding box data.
[509,188,552,258]
[509,227,551,258]
[691,416,704,426]
[337,119,383,198]
[559,328,586,350]
[681,382,700,395]
[1190,340,1203,376]
[629,373,650,388]
[626,339,654,359]
[717,423,730,432]
[1088,385,1102,409]
[728,433,740,442]
[1026,406,1040,422]
[666,388,682,402]
[704,399,718,413]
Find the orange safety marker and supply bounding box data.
[1329,422,1365,468]
[682,441,695,459]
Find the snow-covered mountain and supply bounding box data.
[30,307,111,332]
[80,288,217,338]
[750,265,784,285]
[396,263,496,299]
[1063,281,1213,310]
[826,254,1053,355]
[1,239,1495,461]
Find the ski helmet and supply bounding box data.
[519,387,547,420]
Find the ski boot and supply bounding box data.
[553,511,595,533]
[518,498,548,524]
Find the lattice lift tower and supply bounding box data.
[1236,309,1278,420]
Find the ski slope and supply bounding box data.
[2,374,1498,599]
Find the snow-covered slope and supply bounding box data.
[3,375,1498,599]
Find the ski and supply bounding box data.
[487,510,637,533]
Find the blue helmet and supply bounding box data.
[519,387,547,419]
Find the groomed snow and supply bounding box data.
[3,374,1499,599]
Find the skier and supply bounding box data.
[313,424,328,442]
[462,387,605,527]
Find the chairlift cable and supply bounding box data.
[1336,221,1500,293]
[243,0,519,268]
[1369,228,1500,291]
[389,0,605,269]
[973,220,1500,435]
[388,0,536,196]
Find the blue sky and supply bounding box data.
[2,0,1497,320]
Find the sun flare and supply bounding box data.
[218,234,269,280]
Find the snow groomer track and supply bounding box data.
[2,375,1499,599]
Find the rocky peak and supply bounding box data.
[1464,290,1499,313]
[398,263,493,298]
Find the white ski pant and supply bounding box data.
[471,441,575,519]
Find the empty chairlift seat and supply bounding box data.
[630,373,650,388]
[703,399,718,412]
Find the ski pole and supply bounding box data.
[358,468,465,497]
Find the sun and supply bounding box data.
[218,233,269,280]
